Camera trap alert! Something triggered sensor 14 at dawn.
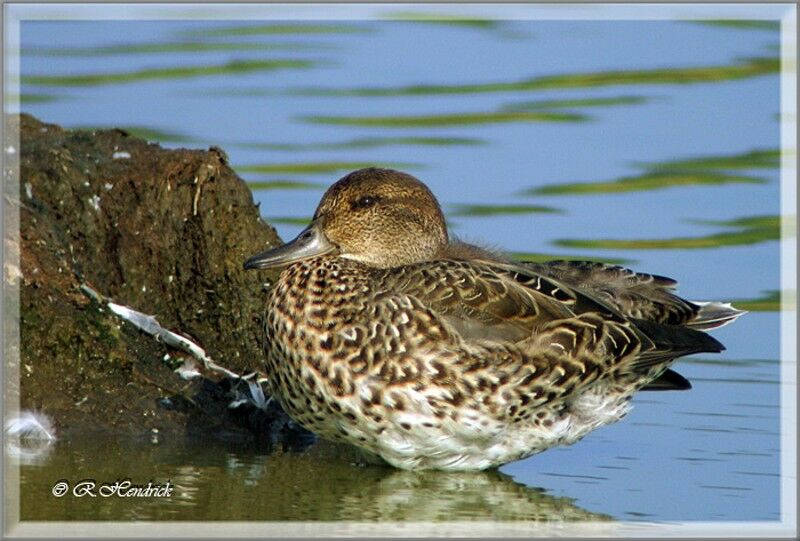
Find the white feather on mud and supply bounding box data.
[81,284,271,412]
[175,358,203,380]
[106,301,240,379]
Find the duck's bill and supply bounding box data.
[243,222,337,270]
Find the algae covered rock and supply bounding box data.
[13,113,304,443]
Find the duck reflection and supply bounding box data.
[19,437,612,523]
[333,464,613,523]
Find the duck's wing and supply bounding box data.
[378,259,723,387]
[521,260,744,390]
[523,260,698,324]
[377,259,625,345]
[523,260,744,330]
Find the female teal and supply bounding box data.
[244,168,743,471]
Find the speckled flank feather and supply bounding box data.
[247,167,743,471]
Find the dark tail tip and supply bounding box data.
[634,318,726,355]
[642,369,692,391]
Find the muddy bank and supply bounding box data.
[12,114,310,445]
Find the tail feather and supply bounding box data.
[642,369,692,391]
[630,318,725,371]
[688,301,747,331]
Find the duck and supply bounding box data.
[244,167,744,471]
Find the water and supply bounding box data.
[10,9,791,526]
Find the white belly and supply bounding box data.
[369,388,633,471]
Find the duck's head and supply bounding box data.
[244,168,448,270]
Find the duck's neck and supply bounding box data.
[271,256,373,318]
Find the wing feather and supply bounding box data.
[375,257,724,400]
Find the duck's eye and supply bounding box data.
[352,195,379,209]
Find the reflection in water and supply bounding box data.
[731,290,791,312]
[448,203,562,217]
[237,161,421,175]
[643,148,780,172]
[556,215,781,250]
[5,411,57,465]
[7,93,58,105]
[247,179,325,191]
[691,20,780,31]
[336,468,612,522]
[530,171,765,196]
[19,438,611,522]
[23,41,329,56]
[303,109,585,128]
[233,135,484,151]
[21,59,317,87]
[179,23,372,37]
[383,11,501,29]
[502,95,649,111]
[527,148,778,195]
[296,56,778,96]
[266,216,312,226]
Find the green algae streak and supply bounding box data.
[555,215,781,250]
[22,59,316,87]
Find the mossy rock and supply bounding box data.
[13,114,305,444]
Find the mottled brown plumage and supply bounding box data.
[244,168,744,470]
